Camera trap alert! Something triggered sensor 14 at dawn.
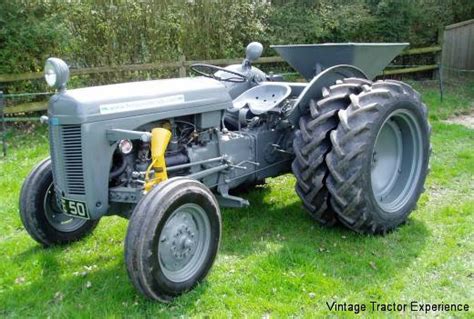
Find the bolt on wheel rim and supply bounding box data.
[371,109,423,212]
[43,183,88,232]
[158,203,211,282]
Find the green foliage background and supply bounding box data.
[0,0,472,86]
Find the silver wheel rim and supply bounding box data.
[371,109,423,212]
[158,203,211,282]
[43,183,88,232]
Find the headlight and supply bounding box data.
[118,139,133,154]
[44,58,69,90]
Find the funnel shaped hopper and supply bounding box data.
[271,43,409,80]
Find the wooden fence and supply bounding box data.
[0,45,441,115]
[442,19,474,78]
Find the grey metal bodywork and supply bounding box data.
[49,73,293,219]
[49,77,234,218]
[50,77,231,123]
[287,65,368,125]
[46,42,405,220]
[271,43,408,80]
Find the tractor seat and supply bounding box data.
[230,82,291,115]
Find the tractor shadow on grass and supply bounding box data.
[219,178,429,292]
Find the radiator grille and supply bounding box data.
[58,125,85,195]
[61,125,85,195]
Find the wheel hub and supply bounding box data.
[370,109,423,212]
[43,183,87,232]
[371,119,403,202]
[171,225,195,260]
[158,203,211,282]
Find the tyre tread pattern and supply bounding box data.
[325,80,431,234]
[291,78,365,225]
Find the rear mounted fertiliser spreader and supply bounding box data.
[20,42,430,301]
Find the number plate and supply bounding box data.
[61,198,90,219]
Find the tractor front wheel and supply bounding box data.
[125,177,221,301]
[19,158,99,246]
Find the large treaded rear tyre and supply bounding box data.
[292,78,370,225]
[19,158,99,246]
[326,80,431,234]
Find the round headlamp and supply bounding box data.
[118,139,133,154]
[44,58,69,90]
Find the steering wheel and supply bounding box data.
[190,63,247,83]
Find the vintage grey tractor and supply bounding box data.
[19,42,431,301]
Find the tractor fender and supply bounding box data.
[287,64,368,126]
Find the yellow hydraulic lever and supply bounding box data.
[144,127,172,192]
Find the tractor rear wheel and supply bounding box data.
[326,80,431,234]
[292,78,370,225]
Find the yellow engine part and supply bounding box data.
[144,127,172,192]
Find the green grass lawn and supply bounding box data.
[0,81,473,318]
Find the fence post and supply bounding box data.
[0,91,6,157]
[178,55,186,77]
[436,27,444,101]
[433,28,443,80]
[438,64,444,102]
